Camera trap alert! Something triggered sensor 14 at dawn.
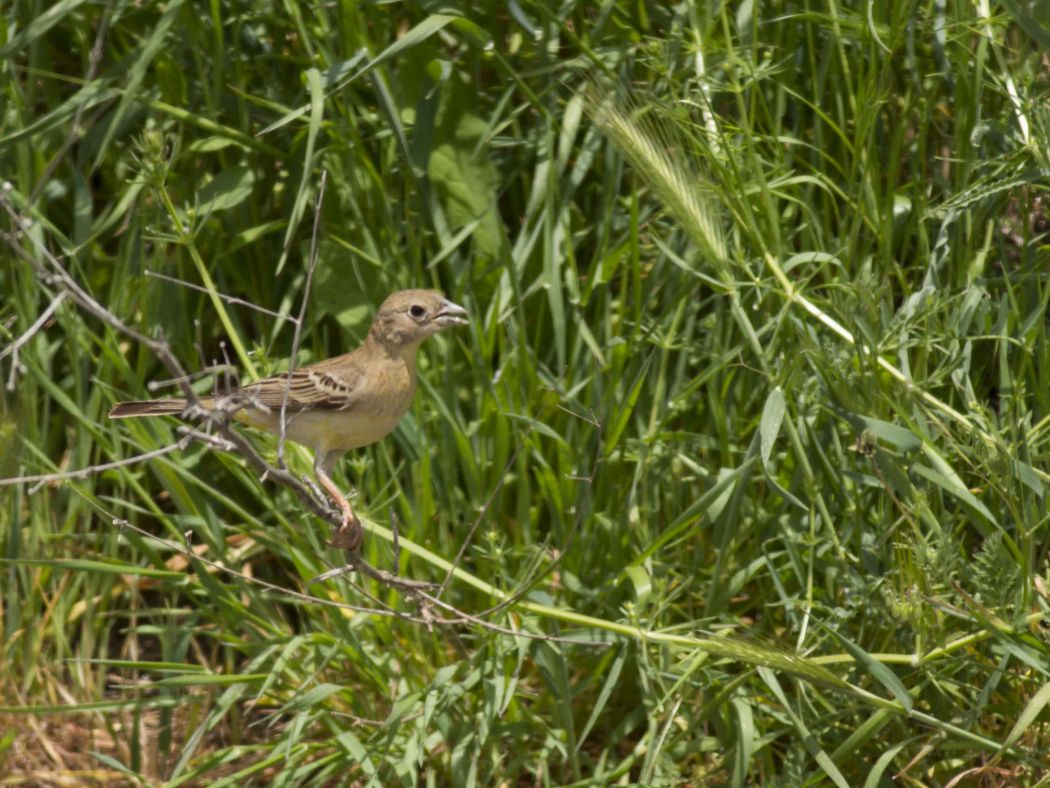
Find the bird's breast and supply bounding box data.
[302,357,416,453]
[229,353,418,455]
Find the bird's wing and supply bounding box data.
[232,355,364,413]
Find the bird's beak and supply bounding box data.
[434,299,469,328]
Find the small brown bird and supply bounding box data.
[109,289,469,549]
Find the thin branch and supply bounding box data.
[413,589,607,647]
[278,169,327,468]
[174,426,237,452]
[145,364,236,393]
[110,517,393,618]
[186,402,341,525]
[1,290,67,390]
[4,177,602,644]
[26,9,112,208]
[1,435,193,489]
[467,406,603,621]
[311,556,437,593]
[217,340,236,396]
[0,185,342,527]
[110,515,600,646]
[1,186,196,402]
[146,269,294,323]
[0,291,66,363]
[436,438,525,600]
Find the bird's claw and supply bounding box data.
[329,512,363,551]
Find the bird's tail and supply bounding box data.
[108,399,189,419]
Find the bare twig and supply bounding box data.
[4,177,601,646]
[146,364,235,393]
[311,556,437,592]
[26,9,112,208]
[1,187,197,402]
[436,439,525,600]
[110,517,393,618]
[1,290,67,390]
[277,169,327,468]
[146,269,294,323]
[190,403,342,525]
[0,435,194,490]
[413,589,607,647]
[218,340,236,396]
[174,426,238,452]
[111,514,599,646]
[0,186,343,527]
[462,405,604,622]
[0,291,66,362]
[298,472,330,511]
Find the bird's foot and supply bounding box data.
[329,511,363,551]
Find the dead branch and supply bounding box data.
[1,290,67,390]
[1,182,602,646]
[146,270,294,322]
[0,434,194,491]
[277,170,326,468]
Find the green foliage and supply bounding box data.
[2,0,1050,784]
[971,532,1025,614]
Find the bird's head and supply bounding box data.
[369,289,469,350]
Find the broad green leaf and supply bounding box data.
[576,645,627,752]
[782,251,843,274]
[819,622,913,712]
[186,136,249,153]
[858,416,923,452]
[624,565,651,602]
[197,166,256,214]
[911,463,998,530]
[1002,682,1050,750]
[310,248,374,331]
[276,67,324,275]
[256,17,457,137]
[631,458,757,566]
[731,697,755,788]
[759,669,851,788]
[1000,0,1050,51]
[0,0,90,58]
[862,741,909,788]
[760,387,786,466]
[282,683,345,712]
[1012,458,1046,497]
[0,697,190,714]
[427,78,501,258]
[150,674,268,687]
[605,353,653,457]
[93,0,185,170]
[0,81,117,145]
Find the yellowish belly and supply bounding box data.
[235,407,405,453]
[229,352,418,456]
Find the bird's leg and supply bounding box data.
[318,471,362,550]
[314,451,362,550]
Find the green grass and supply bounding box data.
[3,0,1050,784]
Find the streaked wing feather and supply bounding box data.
[235,362,362,412]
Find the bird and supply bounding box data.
[109,289,469,550]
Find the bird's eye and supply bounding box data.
[409,304,426,318]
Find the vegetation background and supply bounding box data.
[2,0,1050,784]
